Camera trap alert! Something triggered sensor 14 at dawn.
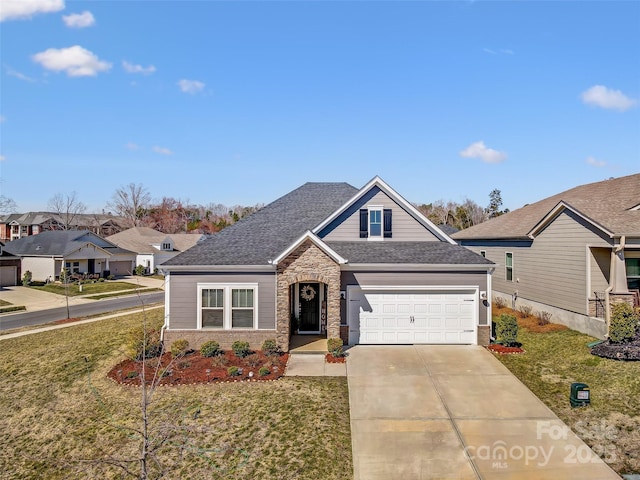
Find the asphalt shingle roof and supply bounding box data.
[452,173,640,240]
[162,182,359,266]
[107,227,205,254]
[327,241,493,265]
[3,230,132,256]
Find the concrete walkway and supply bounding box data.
[285,354,346,376]
[347,345,620,480]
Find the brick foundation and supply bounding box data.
[163,329,277,351]
[477,325,490,346]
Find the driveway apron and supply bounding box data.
[347,345,620,480]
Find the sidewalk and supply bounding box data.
[0,275,164,313]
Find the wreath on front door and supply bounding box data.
[300,284,316,301]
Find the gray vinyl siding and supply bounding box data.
[320,188,440,242]
[464,210,612,315]
[589,247,611,294]
[341,270,489,325]
[168,271,276,330]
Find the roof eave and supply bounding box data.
[341,263,495,272]
[159,264,275,272]
[270,231,348,265]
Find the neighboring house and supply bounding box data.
[107,227,206,274]
[0,241,21,287]
[453,173,640,339]
[160,177,494,352]
[2,230,136,281]
[0,212,127,242]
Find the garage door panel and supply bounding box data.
[355,289,477,345]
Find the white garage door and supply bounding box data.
[349,289,477,345]
[0,266,17,287]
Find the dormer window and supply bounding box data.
[369,208,382,238]
[161,242,172,251]
[359,207,392,239]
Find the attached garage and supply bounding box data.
[348,287,478,345]
[0,266,18,287]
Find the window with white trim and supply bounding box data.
[369,207,382,238]
[505,252,513,281]
[161,242,172,251]
[198,284,258,329]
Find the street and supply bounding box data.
[0,292,164,331]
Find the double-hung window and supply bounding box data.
[626,258,640,290]
[505,253,513,281]
[199,284,257,329]
[369,208,382,238]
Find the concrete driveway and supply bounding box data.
[347,345,620,480]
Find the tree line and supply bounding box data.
[0,184,507,235]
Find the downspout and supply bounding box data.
[159,269,169,342]
[606,236,626,338]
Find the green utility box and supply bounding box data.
[570,382,590,408]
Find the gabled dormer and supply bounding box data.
[314,176,455,244]
[160,237,174,251]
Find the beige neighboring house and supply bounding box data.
[2,230,136,281]
[453,173,640,339]
[107,227,206,274]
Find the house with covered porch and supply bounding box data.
[160,177,493,352]
[453,173,640,339]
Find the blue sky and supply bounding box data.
[1,0,638,214]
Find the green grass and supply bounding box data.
[493,322,640,474]
[0,309,352,479]
[89,288,163,300]
[0,299,11,307]
[0,305,26,313]
[31,281,143,297]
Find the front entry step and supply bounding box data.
[289,335,328,354]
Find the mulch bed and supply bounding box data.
[591,335,640,361]
[486,344,525,355]
[53,317,82,325]
[107,350,289,385]
[325,353,346,363]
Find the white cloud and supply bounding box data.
[0,0,64,22]
[177,79,205,94]
[125,142,140,151]
[152,146,173,155]
[0,115,6,123]
[0,155,6,161]
[6,66,37,82]
[62,11,95,28]
[581,85,637,112]
[32,45,111,77]
[483,48,514,56]
[460,141,507,164]
[586,156,607,168]
[122,61,156,75]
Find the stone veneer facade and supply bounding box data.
[276,240,341,351]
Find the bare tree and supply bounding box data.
[0,195,18,215]
[107,183,151,227]
[48,191,87,230]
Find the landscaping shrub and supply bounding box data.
[496,313,519,346]
[98,277,105,283]
[200,340,222,357]
[536,311,552,326]
[232,340,251,358]
[245,353,263,368]
[170,339,190,357]
[327,337,344,357]
[493,296,506,309]
[518,305,533,318]
[261,338,282,356]
[227,366,240,377]
[125,321,164,361]
[609,302,639,343]
[135,264,146,276]
[22,270,32,286]
[107,275,115,280]
[211,355,229,367]
[258,366,270,377]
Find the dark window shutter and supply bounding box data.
[359,209,368,238]
[383,209,392,238]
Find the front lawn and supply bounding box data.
[492,311,640,475]
[31,281,145,297]
[0,310,352,479]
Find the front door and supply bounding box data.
[88,259,95,274]
[298,283,320,333]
